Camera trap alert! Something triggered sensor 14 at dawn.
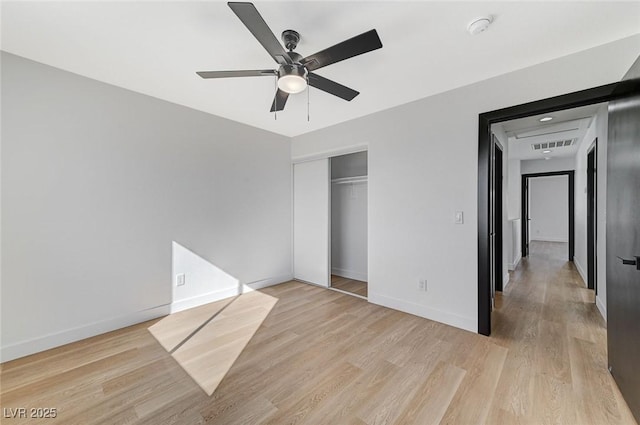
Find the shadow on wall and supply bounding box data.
[148,241,278,395]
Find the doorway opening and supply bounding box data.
[477,82,624,337]
[521,171,574,261]
[329,151,368,299]
[490,137,504,310]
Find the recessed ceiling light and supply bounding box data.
[542,149,552,154]
[544,157,551,160]
[539,116,553,122]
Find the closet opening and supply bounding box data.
[329,151,368,299]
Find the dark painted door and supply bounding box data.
[587,143,597,292]
[607,57,640,423]
[522,177,530,258]
[494,144,503,292]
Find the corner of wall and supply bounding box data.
[573,257,588,287]
[596,295,607,322]
[368,292,477,334]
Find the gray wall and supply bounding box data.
[1,53,292,361]
[331,151,368,179]
[529,175,569,242]
[521,156,576,174]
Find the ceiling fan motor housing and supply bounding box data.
[282,29,300,51]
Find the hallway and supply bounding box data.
[489,241,636,424]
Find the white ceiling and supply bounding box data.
[495,103,605,161]
[2,1,639,137]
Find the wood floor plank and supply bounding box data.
[439,342,508,425]
[301,360,399,425]
[391,361,466,425]
[331,275,368,297]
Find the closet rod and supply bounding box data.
[331,176,368,185]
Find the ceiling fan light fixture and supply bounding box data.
[277,64,308,94]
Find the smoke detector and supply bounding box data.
[468,17,492,35]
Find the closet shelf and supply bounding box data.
[331,176,368,185]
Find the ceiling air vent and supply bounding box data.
[532,139,576,150]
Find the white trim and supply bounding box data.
[0,304,170,363]
[290,157,295,285]
[331,268,367,282]
[171,273,293,313]
[503,271,510,290]
[170,287,239,314]
[596,295,607,322]
[368,292,476,333]
[292,144,368,164]
[244,274,293,291]
[508,252,522,271]
[327,159,332,288]
[0,274,292,363]
[573,257,588,287]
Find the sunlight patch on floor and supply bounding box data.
[148,290,277,395]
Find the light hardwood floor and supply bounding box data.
[331,275,368,297]
[1,241,636,424]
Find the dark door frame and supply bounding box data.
[477,81,632,336]
[587,140,598,292]
[521,171,575,261]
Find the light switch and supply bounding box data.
[455,211,464,224]
[176,273,185,286]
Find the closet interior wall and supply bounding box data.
[331,152,368,282]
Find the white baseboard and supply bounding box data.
[596,296,607,322]
[573,257,588,287]
[331,268,367,282]
[368,292,475,333]
[0,304,171,363]
[170,273,293,313]
[1,274,293,363]
[508,253,521,271]
[503,272,510,290]
[170,287,240,314]
[244,274,293,291]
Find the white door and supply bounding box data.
[293,159,330,287]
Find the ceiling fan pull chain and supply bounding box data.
[307,75,310,122]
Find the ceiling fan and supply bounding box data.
[197,2,383,112]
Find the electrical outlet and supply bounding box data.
[418,279,427,291]
[176,273,185,286]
